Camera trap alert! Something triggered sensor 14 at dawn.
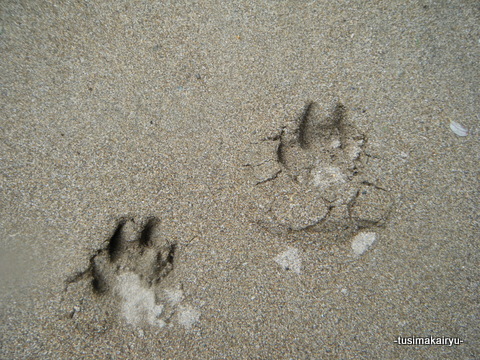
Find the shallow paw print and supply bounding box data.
[248,100,392,242]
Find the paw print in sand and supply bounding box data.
[91,217,175,296]
[64,216,180,330]
[244,101,393,242]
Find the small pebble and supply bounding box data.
[351,232,377,256]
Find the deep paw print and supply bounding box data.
[245,101,392,242]
[91,217,176,295]
[64,216,178,330]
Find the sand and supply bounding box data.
[1,1,479,359]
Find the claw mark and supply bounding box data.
[139,217,160,247]
[107,219,127,262]
[298,102,313,149]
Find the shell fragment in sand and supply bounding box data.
[449,121,468,137]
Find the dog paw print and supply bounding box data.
[245,101,392,242]
[64,216,183,330]
[91,217,175,295]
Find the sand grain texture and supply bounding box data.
[1,1,479,359]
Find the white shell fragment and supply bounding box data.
[351,232,377,256]
[449,121,468,137]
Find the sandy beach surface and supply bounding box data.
[1,1,479,359]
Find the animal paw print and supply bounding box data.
[246,101,392,242]
[91,217,176,295]
[64,216,178,329]
[63,217,201,331]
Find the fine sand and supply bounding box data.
[1,1,479,359]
